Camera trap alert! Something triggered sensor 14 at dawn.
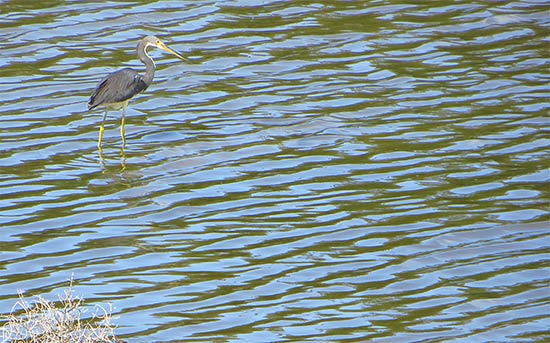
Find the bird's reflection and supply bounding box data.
[119,146,127,172]
[97,142,127,173]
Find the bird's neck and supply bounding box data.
[138,41,156,86]
[143,58,155,86]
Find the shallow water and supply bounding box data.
[1,1,549,342]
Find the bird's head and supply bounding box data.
[142,35,187,61]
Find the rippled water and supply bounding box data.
[1,1,549,342]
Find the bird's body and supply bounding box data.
[88,35,186,148]
[88,68,148,111]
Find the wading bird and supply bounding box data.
[88,35,187,148]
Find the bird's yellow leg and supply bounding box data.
[120,106,127,147]
[98,110,108,149]
[98,126,105,148]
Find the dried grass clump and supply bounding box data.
[1,287,124,343]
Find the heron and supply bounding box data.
[88,35,187,148]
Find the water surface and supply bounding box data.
[1,1,549,342]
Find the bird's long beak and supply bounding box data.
[157,41,188,61]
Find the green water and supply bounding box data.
[0,1,549,342]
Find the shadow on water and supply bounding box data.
[0,1,549,342]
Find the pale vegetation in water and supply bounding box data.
[1,286,124,343]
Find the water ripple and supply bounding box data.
[1,1,549,342]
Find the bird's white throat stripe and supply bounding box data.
[144,42,156,68]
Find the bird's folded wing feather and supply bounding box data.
[88,68,148,110]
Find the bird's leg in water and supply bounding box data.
[120,105,127,147]
[98,110,108,148]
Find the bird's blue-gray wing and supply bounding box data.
[88,68,149,110]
